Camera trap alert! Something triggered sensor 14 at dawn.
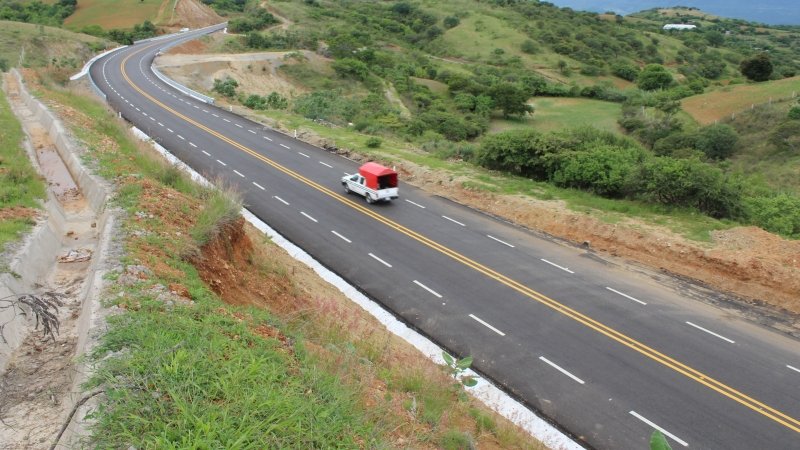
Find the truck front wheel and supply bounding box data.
[343,183,351,194]
[365,194,374,204]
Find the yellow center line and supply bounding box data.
[114,40,800,434]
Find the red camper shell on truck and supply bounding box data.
[341,162,399,203]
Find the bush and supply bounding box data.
[788,106,800,120]
[332,58,370,80]
[637,64,673,91]
[695,124,739,160]
[212,77,238,97]
[365,137,382,148]
[744,194,800,237]
[551,145,644,197]
[443,16,460,29]
[520,39,537,54]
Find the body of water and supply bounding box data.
[547,1,800,26]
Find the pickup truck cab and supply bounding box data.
[342,162,399,203]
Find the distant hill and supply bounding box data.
[0,20,106,70]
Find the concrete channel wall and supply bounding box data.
[0,70,112,378]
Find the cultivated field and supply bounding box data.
[682,76,800,124]
[64,0,173,30]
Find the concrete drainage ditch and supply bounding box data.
[0,70,118,449]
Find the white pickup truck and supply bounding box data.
[342,162,399,203]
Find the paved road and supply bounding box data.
[89,27,800,449]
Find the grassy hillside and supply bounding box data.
[682,76,800,124]
[0,20,105,69]
[491,97,622,134]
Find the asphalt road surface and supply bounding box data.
[88,26,800,449]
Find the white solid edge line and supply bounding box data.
[606,287,647,305]
[685,321,735,344]
[133,126,583,450]
[319,161,333,168]
[787,365,800,374]
[629,411,689,447]
[413,280,443,298]
[442,215,465,226]
[298,152,310,158]
[216,159,226,166]
[331,230,351,243]
[405,199,426,209]
[539,356,585,384]
[488,235,515,248]
[201,150,210,156]
[540,258,574,274]
[274,196,289,205]
[252,182,265,190]
[469,314,506,336]
[301,211,318,223]
[368,253,392,268]
[233,170,245,178]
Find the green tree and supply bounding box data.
[695,124,738,159]
[612,62,639,81]
[332,58,369,80]
[443,15,460,29]
[704,30,724,47]
[488,83,533,118]
[637,64,673,91]
[740,53,773,82]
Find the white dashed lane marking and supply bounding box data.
[233,170,245,178]
[274,196,289,205]
[539,356,585,384]
[540,258,574,274]
[686,322,735,344]
[629,411,688,447]
[280,144,290,149]
[487,235,514,248]
[301,212,318,223]
[405,199,425,209]
[252,182,265,190]
[368,253,392,268]
[202,150,210,156]
[319,161,333,168]
[298,152,310,158]
[189,142,197,148]
[442,215,465,227]
[263,136,272,141]
[469,314,505,336]
[413,280,442,298]
[216,159,227,166]
[331,230,351,243]
[606,287,647,305]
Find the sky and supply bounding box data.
[545,1,800,26]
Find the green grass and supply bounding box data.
[64,0,168,30]
[682,76,800,125]
[490,97,623,134]
[0,20,105,69]
[0,87,45,250]
[189,187,242,246]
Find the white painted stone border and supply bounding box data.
[131,126,583,449]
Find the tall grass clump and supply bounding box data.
[189,185,243,246]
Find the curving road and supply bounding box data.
[88,27,800,449]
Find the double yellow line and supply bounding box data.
[117,41,800,435]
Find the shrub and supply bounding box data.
[365,137,382,148]
[332,58,370,80]
[551,145,645,197]
[520,39,537,54]
[212,77,238,97]
[744,194,800,237]
[443,16,460,29]
[788,106,800,120]
[695,124,738,160]
[740,53,773,82]
[637,64,673,91]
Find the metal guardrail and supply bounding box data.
[150,64,215,104]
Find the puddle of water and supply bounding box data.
[35,147,83,205]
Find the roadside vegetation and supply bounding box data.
[28,68,545,449]
[0,84,45,251]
